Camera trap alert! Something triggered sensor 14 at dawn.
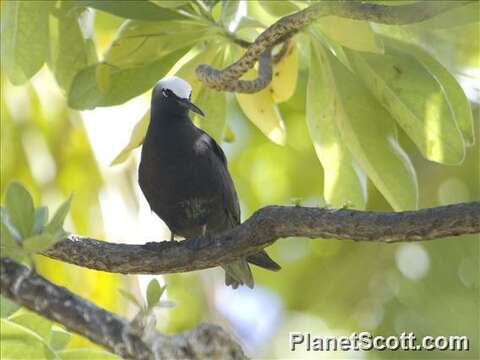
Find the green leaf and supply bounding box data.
[32,207,49,235]
[70,0,186,21]
[221,0,240,29]
[118,289,143,309]
[1,295,20,318]
[45,195,72,235]
[146,279,164,309]
[8,308,53,340]
[259,0,299,17]
[315,18,383,54]
[347,44,465,165]
[0,218,25,263]
[110,110,150,166]
[5,182,35,239]
[68,47,188,109]
[193,51,228,142]
[175,45,221,102]
[382,38,474,146]
[151,1,189,8]
[57,348,120,360]
[0,319,58,360]
[23,234,58,254]
[103,20,210,69]
[307,43,367,209]
[415,2,479,29]
[0,1,51,83]
[49,326,71,351]
[312,40,418,210]
[54,9,97,92]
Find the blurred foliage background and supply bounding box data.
[1,1,479,359]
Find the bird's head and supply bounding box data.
[152,76,204,117]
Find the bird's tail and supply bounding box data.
[222,250,281,289]
[247,250,281,271]
[222,259,254,289]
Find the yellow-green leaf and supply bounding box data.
[193,51,227,142]
[5,182,35,239]
[236,69,287,145]
[175,45,221,102]
[313,41,418,210]
[1,1,51,83]
[104,20,210,69]
[307,43,367,209]
[271,40,299,103]
[110,110,150,166]
[316,17,383,54]
[0,319,57,360]
[383,38,474,146]
[348,45,465,164]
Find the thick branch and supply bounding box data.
[41,202,480,275]
[0,258,246,360]
[196,0,473,93]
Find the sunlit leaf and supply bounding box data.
[110,111,150,166]
[70,0,186,21]
[175,45,221,102]
[348,44,465,164]
[69,48,188,109]
[223,125,235,143]
[45,195,72,235]
[221,0,241,29]
[8,308,53,339]
[49,326,71,351]
[271,40,299,103]
[104,20,210,69]
[146,279,165,309]
[307,43,367,209]
[414,2,479,29]
[118,289,143,309]
[316,17,383,54]
[0,319,57,360]
[58,348,120,360]
[23,234,57,254]
[312,40,418,210]
[151,0,189,8]
[236,69,287,145]
[5,182,35,239]
[32,207,49,235]
[383,38,474,146]
[54,9,96,92]
[0,212,25,262]
[259,0,298,17]
[193,51,228,142]
[0,1,51,83]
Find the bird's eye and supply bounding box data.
[162,89,173,98]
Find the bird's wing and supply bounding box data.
[197,129,241,226]
[197,128,227,165]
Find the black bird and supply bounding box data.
[139,76,281,288]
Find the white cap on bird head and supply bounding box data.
[156,76,192,99]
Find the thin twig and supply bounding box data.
[196,0,473,93]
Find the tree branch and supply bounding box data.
[40,202,480,275]
[0,257,246,360]
[196,0,473,93]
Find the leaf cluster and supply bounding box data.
[1,182,71,264]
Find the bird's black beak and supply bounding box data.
[176,97,205,117]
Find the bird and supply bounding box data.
[138,76,281,289]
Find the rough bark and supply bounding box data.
[41,202,480,275]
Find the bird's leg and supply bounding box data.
[170,232,175,241]
[186,224,207,251]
